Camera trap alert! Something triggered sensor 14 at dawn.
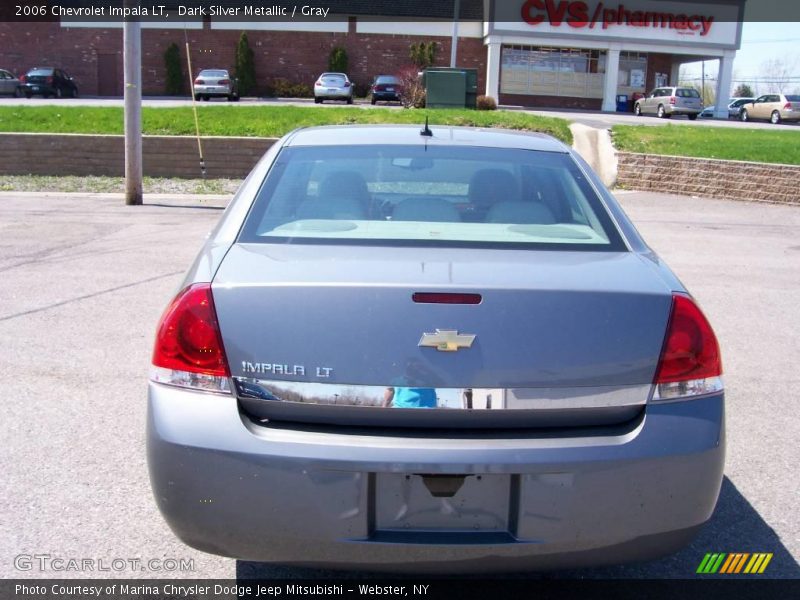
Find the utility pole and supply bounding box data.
[124,14,142,205]
[701,60,706,105]
[450,0,460,68]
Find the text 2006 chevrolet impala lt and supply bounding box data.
[147,125,724,573]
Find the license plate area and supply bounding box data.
[375,473,511,533]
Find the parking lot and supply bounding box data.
[0,190,798,579]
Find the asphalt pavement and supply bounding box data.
[0,190,798,579]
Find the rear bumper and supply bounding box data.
[314,90,352,99]
[147,382,725,573]
[193,85,232,97]
[666,106,702,115]
[22,83,55,95]
[373,92,400,101]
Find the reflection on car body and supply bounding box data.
[147,124,724,573]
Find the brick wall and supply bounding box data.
[0,22,486,96]
[616,152,800,204]
[0,133,276,178]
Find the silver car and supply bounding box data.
[148,125,724,573]
[634,86,703,119]
[0,69,22,97]
[314,72,353,104]
[193,69,239,102]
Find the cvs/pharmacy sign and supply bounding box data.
[520,0,715,36]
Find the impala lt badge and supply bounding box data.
[418,330,476,352]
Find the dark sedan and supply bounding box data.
[370,75,402,104]
[20,67,78,98]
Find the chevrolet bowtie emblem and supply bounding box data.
[418,330,476,352]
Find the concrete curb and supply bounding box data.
[570,123,617,187]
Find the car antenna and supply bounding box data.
[420,116,433,137]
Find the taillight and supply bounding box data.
[344,81,352,87]
[669,96,676,105]
[315,81,322,87]
[194,78,204,85]
[150,283,231,394]
[46,76,53,84]
[784,102,791,110]
[19,75,26,83]
[652,294,723,401]
[219,79,230,85]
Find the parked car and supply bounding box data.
[727,97,755,119]
[19,67,78,98]
[314,72,353,104]
[193,69,239,101]
[0,69,22,97]
[370,74,402,104]
[633,86,703,119]
[700,97,755,119]
[739,93,800,124]
[147,124,725,573]
[699,105,717,118]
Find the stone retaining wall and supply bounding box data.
[616,152,800,204]
[0,133,277,179]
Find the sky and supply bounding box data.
[681,21,800,97]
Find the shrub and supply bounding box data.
[353,81,371,98]
[409,42,438,69]
[476,95,498,111]
[328,47,349,73]
[270,78,313,98]
[234,32,256,96]
[164,43,185,96]
[397,66,426,109]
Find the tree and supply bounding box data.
[234,32,256,96]
[328,47,348,73]
[732,83,754,98]
[760,58,798,94]
[409,42,438,69]
[163,42,184,96]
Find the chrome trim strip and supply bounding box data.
[233,378,649,411]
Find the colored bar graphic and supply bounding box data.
[700,552,773,575]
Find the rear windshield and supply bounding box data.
[238,145,625,251]
[27,69,54,76]
[676,89,701,98]
[199,70,227,78]
[375,76,399,84]
[787,95,800,102]
[321,75,346,84]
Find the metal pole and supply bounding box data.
[450,0,460,68]
[701,60,706,105]
[123,16,142,205]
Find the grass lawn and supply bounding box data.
[612,124,800,165]
[0,104,572,144]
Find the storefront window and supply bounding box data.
[618,52,648,95]
[500,46,605,98]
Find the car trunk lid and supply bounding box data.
[211,244,672,428]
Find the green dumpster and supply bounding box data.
[425,67,478,109]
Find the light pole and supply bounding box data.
[123,12,142,205]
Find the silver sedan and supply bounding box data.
[147,125,724,573]
[192,69,239,102]
[0,69,22,97]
